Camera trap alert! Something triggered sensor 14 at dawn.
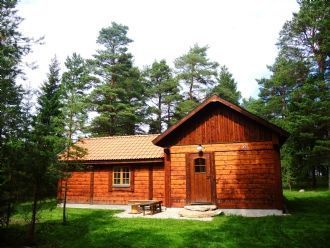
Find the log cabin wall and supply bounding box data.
[59,163,165,204]
[169,142,282,209]
[163,103,283,209]
[152,164,165,201]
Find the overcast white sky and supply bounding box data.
[17,0,299,99]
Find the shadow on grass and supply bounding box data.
[1,209,173,248]
[1,191,329,248]
[179,191,330,248]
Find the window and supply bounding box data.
[113,167,130,187]
[194,158,206,173]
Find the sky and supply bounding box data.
[17,0,299,99]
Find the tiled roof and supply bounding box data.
[66,134,164,161]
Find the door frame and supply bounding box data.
[185,152,216,205]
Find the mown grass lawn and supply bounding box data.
[1,189,329,248]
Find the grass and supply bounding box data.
[1,189,330,248]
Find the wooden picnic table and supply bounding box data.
[128,200,162,215]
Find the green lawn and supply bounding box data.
[1,189,330,248]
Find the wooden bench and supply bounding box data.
[139,201,162,215]
[128,200,162,215]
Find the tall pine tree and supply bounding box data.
[174,44,218,120]
[144,60,181,133]
[278,0,330,77]
[254,0,330,188]
[89,22,145,136]
[60,53,92,224]
[175,44,218,101]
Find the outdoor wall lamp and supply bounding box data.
[197,144,204,153]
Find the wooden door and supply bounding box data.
[188,153,213,203]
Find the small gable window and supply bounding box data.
[194,158,206,173]
[113,167,130,187]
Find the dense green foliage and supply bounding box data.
[244,0,329,188]
[60,53,92,224]
[89,22,145,136]
[174,44,218,118]
[24,57,65,243]
[62,53,92,142]
[1,190,330,247]
[144,60,181,133]
[0,0,33,227]
[210,66,241,104]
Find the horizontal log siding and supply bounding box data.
[61,164,164,204]
[93,166,149,204]
[169,141,282,209]
[169,153,187,207]
[152,165,165,202]
[215,149,278,209]
[64,172,92,203]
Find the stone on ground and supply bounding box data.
[184,205,217,211]
[179,209,222,218]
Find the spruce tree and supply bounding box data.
[26,57,64,243]
[0,0,32,226]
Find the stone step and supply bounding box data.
[179,209,223,218]
[184,205,217,212]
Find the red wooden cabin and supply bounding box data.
[58,95,288,210]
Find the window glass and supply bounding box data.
[113,167,130,186]
[194,158,206,173]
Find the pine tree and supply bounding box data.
[175,44,218,101]
[288,76,329,187]
[257,56,309,128]
[211,66,241,105]
[89,22,145,136]
[174,44,218,119]
[254,0,330,188]
[278,0,330,76]
[144,60,181,133]
[60,53,92,224]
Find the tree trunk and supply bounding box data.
[26,183,38,245]
[189,66,195,100]
[166,104,171,129]
[158,95,162,133]
[328,166,330,190]
[311,166,316,188]
[62,179,68,225]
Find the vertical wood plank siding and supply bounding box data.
[162,104,273,146]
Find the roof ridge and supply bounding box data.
[82,134,160,140]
